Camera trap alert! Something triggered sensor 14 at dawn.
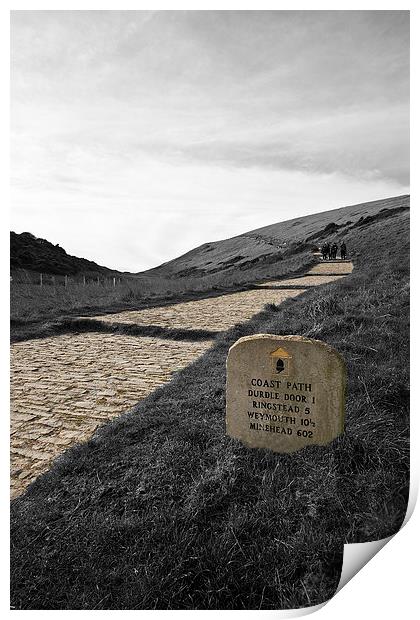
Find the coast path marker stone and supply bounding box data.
[226,335,346,453]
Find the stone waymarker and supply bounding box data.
[226,335,346,453]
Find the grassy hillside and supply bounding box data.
[145,194,408,278]
[10,232,116,276]
[10,203,409,609]
[10,250,315,328]
[251,193,408,240]
[10,194,408,327]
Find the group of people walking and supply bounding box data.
[321,241,347,260]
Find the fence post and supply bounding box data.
[83,275,86,286]
[40,273,43,287]
[113,277,116,287]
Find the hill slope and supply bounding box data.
[10,194,409,327]
[146,194,409,278]
[10,232,116,276]
[11,195,408,281]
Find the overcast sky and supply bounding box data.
[11,10,409,271]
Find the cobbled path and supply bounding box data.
[10,260,353,498]
[90,262,353,330]
[11,335,212,498]
[91,288,304,331]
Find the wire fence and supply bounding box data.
[10,269,127,288]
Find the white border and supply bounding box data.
[2,3,416,617]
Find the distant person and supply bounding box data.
[325,242,331,260]
[331,243,338,259]
[340,242,347,260]
[321,243,328,260]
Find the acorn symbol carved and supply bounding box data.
[276,358,285,373]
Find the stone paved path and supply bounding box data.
[91,288,305,331]
[10,260,353,498]
[305,261,353,275]
[90,262,353,330]
[11,335,212,498]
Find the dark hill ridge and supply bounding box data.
[10,232,117,276]
[11,194,409,280]
[145,194,409,279]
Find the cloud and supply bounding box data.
[10,10,409,270]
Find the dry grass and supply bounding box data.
[11,252,316,324]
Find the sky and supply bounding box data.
[10,10,409,272]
